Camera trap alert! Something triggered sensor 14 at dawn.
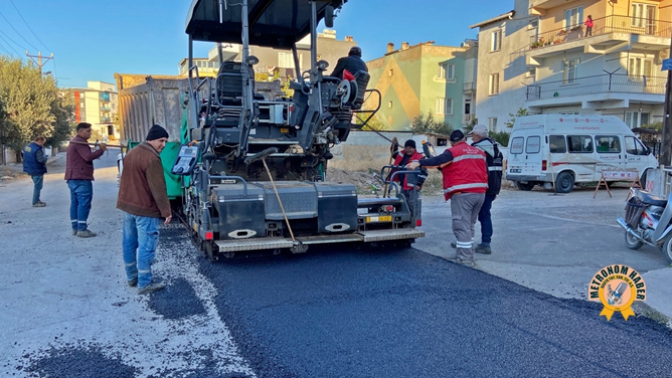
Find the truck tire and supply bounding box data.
[555,172,574,193]
[625,231,643,250]
[516,181,534,191]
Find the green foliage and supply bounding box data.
[411,111,453,136]
[504,107,530,129]
[647,121,663,132]
[360,114,387,131]
[0,56,74,151]
[488,130,510,147]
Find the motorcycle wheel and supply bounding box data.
[662,233,672,264]
[624,231,643,250]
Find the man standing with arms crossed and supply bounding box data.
[407,130,488,267]
[65,123,107,237]
[22,136,48,207]
[117,125,171,294]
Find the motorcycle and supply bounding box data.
[617,188,672,263]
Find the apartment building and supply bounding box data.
[65,81,119,140]
[472,0,671,130]
[178,30,357,81]
[366,40,478,131]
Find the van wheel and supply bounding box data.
[516,181,534,191]
[555,172,574,193]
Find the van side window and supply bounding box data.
[595,136,621,153]
[510,137,524,154]
[526,136,540,154]
[625,136,648,156]
[549,135,566,153]
[567,135,593,153]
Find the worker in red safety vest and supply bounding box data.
[388,139,427,215]
[406,130,488,267]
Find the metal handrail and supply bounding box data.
[526,73,667,101]
[530,14,672,49]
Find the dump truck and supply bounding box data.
[117,0,425,260]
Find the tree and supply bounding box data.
[411,111,453,136]
[0,56,74,155]
[505,107,530,128]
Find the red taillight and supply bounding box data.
[542,160,547,171]
[205,231,214,240]
[385,205,394,212]
[416,219,422,227]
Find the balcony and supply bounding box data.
[525,73,666,111]
[527,15,671,65]
[463,81,476,94]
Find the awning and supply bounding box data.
[185,0,347,49]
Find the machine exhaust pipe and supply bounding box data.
[616,218,658,248]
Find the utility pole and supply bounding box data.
[661,32,672,167]
[25,51,54,74]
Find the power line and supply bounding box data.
[0,33,21,57]
[0,28,26,52]
[8,0,51,51]
[0,10,39,51]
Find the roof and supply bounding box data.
[185,0,347,49]
[469,10,515,29]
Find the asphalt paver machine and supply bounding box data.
[177,0,424,260]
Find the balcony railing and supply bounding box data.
[525,73,667,101]
[530,15,672,50]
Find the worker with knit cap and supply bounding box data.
[117,124,171,295]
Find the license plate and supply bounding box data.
[509,168,522,173]
[366,215,392,223]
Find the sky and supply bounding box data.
[0,0,511,89]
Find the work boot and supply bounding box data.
[72,229,78,236]
[127,278,138,287]
[32,201,46,207]
[138,282,166,295]
[475,244,492,255]
[76,229,97,238]
[446,256,476,268]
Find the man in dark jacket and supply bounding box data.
[466,124,503,254]
[117,124,171,295]
[330,46,368,79]
[65,122,107,237]
[22,136,48,207]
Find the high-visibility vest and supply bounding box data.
[442,142,488,200]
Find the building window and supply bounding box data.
[464,100,471,115]
[489,73,500,95]
[631,3,657,30]
[437,98,452,115]
[438,64,455,80]
[389,69,394,77]
[565,6,584,31]
[491,29,502,52]
[625,112,651,128]
[528,19,539,30]
[562,59,579,84]
[489,117,498,132]
[388,101,393,109]
[436,98,452,115]
[628,57,653,78]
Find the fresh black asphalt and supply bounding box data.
[22,226,672,377]
[183,226,672,378]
